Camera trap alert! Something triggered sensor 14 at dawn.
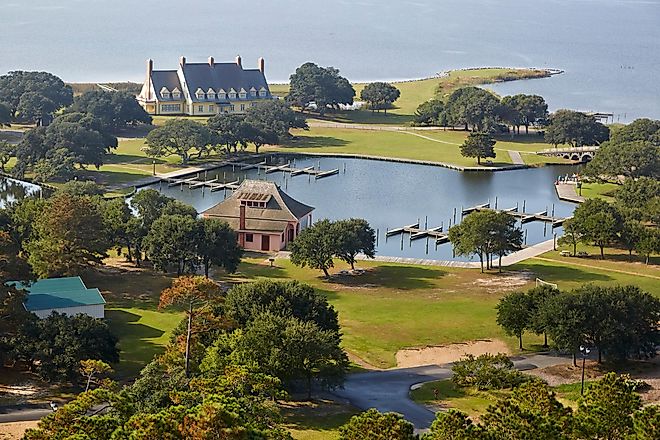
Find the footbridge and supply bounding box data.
[536,146,599,162]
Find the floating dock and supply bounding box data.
[386,223,450,244]
[462,202,571,227]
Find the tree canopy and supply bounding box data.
[501,94,548,133]
[144,118,218,164]
[70,90,152,129]
[360,82,401,113]
[459,132,497,165]
[585,140,659,180]
[544,110,610,147]
[287,62,356,114]
[444,87,502,132]
[339,408,416,440]
[0,71,73,124]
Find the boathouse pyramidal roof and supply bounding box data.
[202,180,314,233]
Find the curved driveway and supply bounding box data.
[333,354,571,429]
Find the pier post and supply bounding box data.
[553,233,557,250]
[495,196,498,209]
[400,232,404,251]
[544,221,547,237]
[441,221,444,231]
[425,216,428,229]
[426,236,429,255]
[376,229,379,246]
[523,200,526,212]
[453,207,457,224]
[343,162,346,173]
[524,229,528,245]
[552,203,555,217]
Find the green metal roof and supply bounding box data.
[8,277,106,312]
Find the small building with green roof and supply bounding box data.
[9,276,106,319]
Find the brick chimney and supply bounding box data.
[179,56,186,67]
[235,55,242,68]
[258,57,265,73]
[208,56,214,67]
[239,204,246,230]
[145,59,153,100]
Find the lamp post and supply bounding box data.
[152,160,156,176]
[580,345,591,395]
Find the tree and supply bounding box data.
[0,141,14,172]
[159,276,222,376]
[17,313,119,381]
[558,218,582,256]
[451,353,526,390]
[0,102,11,126]
[413,99,445,126]
[526,285,560,347]
[224,279,340,332]
[634,405,660,440]
[26,194,110,277]
[144,214,202,274]
[360,82,401,113]
[0,71,73,124]
[480,381,572,440]
[144,119,218,164]
[635,227,660,264]
[198,218,242,278]
[501,94,548,134]
[290,219,336,277]
[424,409,480,440]
[619,220,645,259]
[570,198,622,258]
[460,132,496,165]
[287,62,355,114]
[236,313,348,398]
[71,90,152,129]
[445,87,502,131]
[573,373,641,440]
[497,291,532,349]
[610,118,660,144]
[130,189,175,230]
[333,218,376,270]
[544,110,610,148]
[207,113,249,153]
[339,408,416,440]
[244,99,307,140]
[614,177,660,222]
[586,140,659,179]
[240,122,278,154]
[102,197,140,263]
[79,359,113,392]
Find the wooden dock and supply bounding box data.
[224,160,340,179]
[463,202,570,228]
[386,223,450,244]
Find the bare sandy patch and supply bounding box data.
[396,339,512,368]
[0,421,39,440]
[472,270,535,293]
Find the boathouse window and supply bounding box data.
[246,233,253,242]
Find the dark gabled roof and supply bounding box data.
[202,180,313,232]
[180,63,269,102]
[151,70,182,101]
[9,276,106,312]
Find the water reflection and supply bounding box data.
[0,177,41,208]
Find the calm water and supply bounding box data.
[1,0,658,120]
[139,157,578,261]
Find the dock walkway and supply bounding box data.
[554,183,585,203]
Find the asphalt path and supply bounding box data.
[333,354,572,429]
[0,404,52,423]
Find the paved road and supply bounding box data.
[333,354,571,429]
[0,404,52,423]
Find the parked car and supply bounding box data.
[577,251,589,258]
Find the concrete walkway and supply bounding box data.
[275,238,557,269]
[332,353,573,430]
[555,183,585,203]
[508,150,525,165]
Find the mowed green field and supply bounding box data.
[265,127,568,167]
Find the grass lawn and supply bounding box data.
[281,400,358,440]
[410,379,509,417]
[580,182,619,201]
[270,68,551,125]
[264,126,567,167]
[84,258,182,379]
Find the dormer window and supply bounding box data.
[250,87,257,97]
[218,89,227,100]
[259,87,267,97]
[160,87,171,99]
[239,88,247,99]
[172,87,181,99]
[195,88,205,100]
[207,88,216,100]
[228,88,237,99]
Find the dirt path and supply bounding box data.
[396,339,511,368]
[532,256,660,280]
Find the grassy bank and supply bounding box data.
[270,67,551,125]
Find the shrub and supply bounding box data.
[451,353,528,390]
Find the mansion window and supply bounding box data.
[196,93,205,100]
[259,89,267,97]
[239,92,247,99]
[218,92,227,100]
[208,105,215,112]
[240,104,245,111]
[208,92,216,100]
[230,105,235,112]
[161,104,180,112]
[250,89,257,97]
[172,92,181,99]
[160,91,171,99]
[198,105,204,112]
